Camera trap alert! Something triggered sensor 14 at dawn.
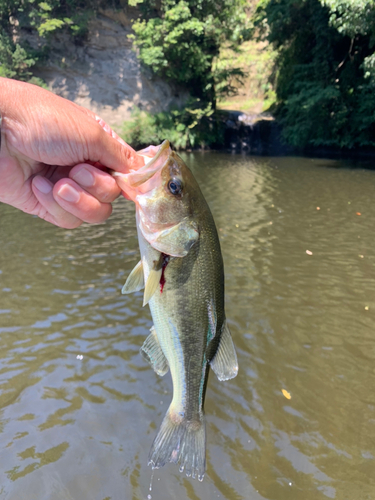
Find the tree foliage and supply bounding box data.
[322,0,375,83]
[130,0,251,107]
[121,98,220,150]
[0,0,96,81]
[255,0,375,149]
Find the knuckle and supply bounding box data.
[60,219,83,229]
[98,186,119,203]
[82,202,112,224]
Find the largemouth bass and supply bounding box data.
[113,141,238,480]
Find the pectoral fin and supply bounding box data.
[143,267,162,306]
[122,260,144,294]
[140,218,199,258]
[210,321,238,381]
[140,326,169,376]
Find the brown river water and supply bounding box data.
[1,153,375,500]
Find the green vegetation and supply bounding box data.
[255,0,375,149]
[124,0,375,151]
[122,0,252,148]
[131,0,251,105]
[2,0,375,151]
[1,0,253,149]
[121,100,220,150]
[216,39,276,114]
[0,0,96,82]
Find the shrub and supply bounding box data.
[121,99,222,150]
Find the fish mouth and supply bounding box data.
[112,140,171,200]
[129,140,170,187]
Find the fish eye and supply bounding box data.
[168,178,183,196]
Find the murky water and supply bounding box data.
[1,153,375,500]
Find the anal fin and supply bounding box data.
[210,320,238,381]
[140,326,169,376]
[122,260,144,294]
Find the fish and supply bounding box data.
[113,140,238,480]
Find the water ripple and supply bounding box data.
[1,155,375,498]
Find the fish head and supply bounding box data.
[113,140,199,257]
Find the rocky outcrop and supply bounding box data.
[29,9,188,130]
[219,111,293,155]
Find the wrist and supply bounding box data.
[0,108,9,161]
[0,77,43,161]
[0,78,23,158]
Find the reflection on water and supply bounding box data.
[1,154,375,500]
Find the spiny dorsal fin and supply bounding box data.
[143,268,162,306]
[122,260,144,294]
[210,321,238,381]
[140,326,169,376]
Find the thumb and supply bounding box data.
[90,116,144,173]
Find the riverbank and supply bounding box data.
[16,4,374,159]
[218,111,375,160]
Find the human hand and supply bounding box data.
[0,77,143,228]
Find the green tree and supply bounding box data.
[131,0,251,108]
[255,0,375,149]
[322,0,375,82]
[0,0,96,82]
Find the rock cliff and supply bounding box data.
[32,9,187,130]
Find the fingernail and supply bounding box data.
[72,167,95,187]
[56,184,80,203]
[33,176,52,194]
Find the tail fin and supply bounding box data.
[148,409,206,481]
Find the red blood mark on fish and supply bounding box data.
[160,254,170,293]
